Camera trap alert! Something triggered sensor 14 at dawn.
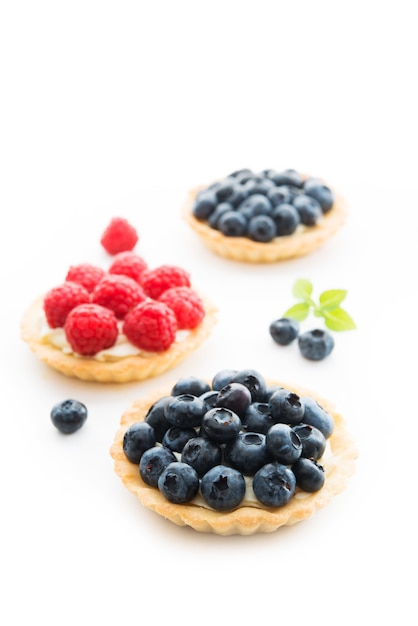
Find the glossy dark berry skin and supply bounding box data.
[171,377,211,397]
[201,407,242,443]
[200,465,246,511]
[304,179,334,213]
[268,389,304,425]
[224,432,271,475]
[165,394,207,428]
[292,194,322,225]
[216,382,252,418]
[269,317,299,345]
[139,446,177,487]
[232,369,267,402]
[247,215,277,242]
[218,211,247,237]
[50,399,87,434]
[301,396,334,438]
[272,203,300,236]
[292,458,325,492]
[192,190,217,220]
[252,462,296,507]
[212,369,238,390]
[162,426,197,453]
[298,329,334,361]
[292,424,326,461]
[266,423,302,465]
[199,390,220,410]
[158,462,200,503]
[144,396,172,441]
[181,436,222,477]
[244,402,275,434]
[123,422,156,463]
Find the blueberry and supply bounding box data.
[200,465,246,511]
[292,458,325,492]
[232,369,267,402]
[165,394,207,428]
[224,432,271,475]
[298,329,334,361]
[216,382,252,418]
[266,185,293,207]
[301,396,334,438]
[237,193,272,220]
[228,168,254,180]
[218,211,247,237]
[212,369,238,390]
[268,389,304,425]
[247,215,277,242]
[244,402,275,434]
[304,179,334,213]
[214,178,237,202]
[123,422,156,463]
[269,317,299,345]
[181,436,222,477]
[144,396,172,442]
[208,202,234,229]
[162,426,197,453]
[292,424,326,461]
[192,190,217,220]
[158,462,200,503]
[292,194,322,226]
[201,407,242,443]
[271,203,300,236]
[243,177,275,196]
[264,384,285,401]
[266,423,302,464]
[252,462,296,507]
[50,399,87,434]
[139,446,177,487]
[268,169,303,188]
[171,376,211,397]
[199,389,220,410]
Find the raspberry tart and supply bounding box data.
[183,168,347,262]
[110,368,357,535]
[21,256,217,383]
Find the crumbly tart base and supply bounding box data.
[20,296,217,383]
[110,382,357,535]
[183,185,347,263]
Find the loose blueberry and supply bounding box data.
[158,462,200,504]
[266,423,302,465]
[181,436,222,477]
[144,396,172,441]
[171,376,211,397]
[216,382,252,418]
[292,194,322,226]
[269,317,299,345]
[268,389,305,425]
[271,203,300,236]
[247,215,277,242]
[232,369,267,402]
[123,422,156,463]
[201,407,242,443]
[292,424,326,461]
[224,432,271,475]
[244,402,275,434]
[252,462,296,507]
[292,457,325,492]
[200,465,246,511]
[50,399,88,434]
[162,426,197,453]
[298,329,334,361]
[139,446,177,487]
[301,396,334,438]
[218,211,247,237]
[165,394,207,428]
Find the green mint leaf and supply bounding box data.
[322,307,357,331]
[319,289,347,310]
[292,279,313,301]
[283,302,311,321]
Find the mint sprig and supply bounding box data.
[283,279,356,331]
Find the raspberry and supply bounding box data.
[43,281,90,328]
[100,217,138,255]
[158,286,205,329]
[108,251,148,284]
[141,265,191,299]
[64,304,118,356]
[123,301,177,352]
[91,274,147,319]
[65,263,106,293]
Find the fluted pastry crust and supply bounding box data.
[110,381,357,535]
[20,295,217,383]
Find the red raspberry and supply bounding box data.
[100,217,138,255]
[43,281,90,328]
[91,274,147,320]
[65,263,105,293]
[141,265,191,299]
[64,304,118,356]
[108,251,148,284]
[159,286,205,329]
[123,301,177,352]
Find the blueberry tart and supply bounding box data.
[183,168,347,262]
[110,369,357,534]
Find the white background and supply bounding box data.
[1,2,417,625]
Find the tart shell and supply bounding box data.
[20,295,217,383]
[183,183,347,263]
[110,381,357,535]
